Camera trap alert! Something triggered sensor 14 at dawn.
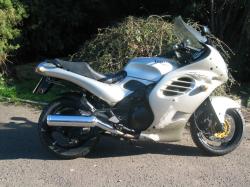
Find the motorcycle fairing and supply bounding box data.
[141,45,229,141]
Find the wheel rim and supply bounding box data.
[40,101,98,157]
[46,106,87,148]
[198,114,237,150]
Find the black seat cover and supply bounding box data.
[52,59,126,84]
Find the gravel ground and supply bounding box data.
[0,103,249,187]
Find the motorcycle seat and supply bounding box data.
[51,59,127,84]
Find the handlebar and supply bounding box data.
[173,42,206,64]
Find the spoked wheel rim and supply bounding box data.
[198,114,237,150]
[48,106,92,149]
[39,100,99,158]
[191,107,244,156]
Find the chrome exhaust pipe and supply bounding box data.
[47,115,124,135]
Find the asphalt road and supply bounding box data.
[0,103,250,187]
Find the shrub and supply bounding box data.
[0,0,26,74]
[72,16,178,72]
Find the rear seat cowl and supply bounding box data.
[50,59,127,84]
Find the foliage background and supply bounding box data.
[72,16,177,72]
[1,0,250,82]
[0,0,26,74]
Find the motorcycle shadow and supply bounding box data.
[87,136,205,159]
[0,116,205,160]
[0,117,56,160]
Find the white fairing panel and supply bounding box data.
[125,57,178,81]
[37,57,178,106]
[36,62,128,105]
[143,45,229,141]
[36,62,153,106]
[210,96,240,123]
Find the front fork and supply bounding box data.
[194,96,241,133]
[209,96,241,123]
[193,98,223,133]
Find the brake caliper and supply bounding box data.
[214,120,231,139]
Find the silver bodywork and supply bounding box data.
[36,44,240,142]
[36,57,177,106]
[141,45,232,141]
[125,57,178,81]
[37,62,130,106]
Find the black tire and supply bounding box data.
[190,109,245,156]
[38,96,99,159]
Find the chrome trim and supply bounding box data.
[47,115,94,127]
[47,115,124,135]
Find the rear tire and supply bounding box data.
[38,96,99,159]
[190,109,245,156]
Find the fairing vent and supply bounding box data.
[162,77,195,96]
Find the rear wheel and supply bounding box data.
[190,109,245,156]
[38,96,99,159]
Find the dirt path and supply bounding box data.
[0,103,249,187]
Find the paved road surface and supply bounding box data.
[0,103,249,187]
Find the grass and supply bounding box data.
[0,78,56,103]
[0,63,74,104]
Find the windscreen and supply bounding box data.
[174,16,207,50]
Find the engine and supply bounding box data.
[112,57,178,132]
[112,82,155,133]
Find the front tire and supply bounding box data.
[190,109,245,156]
[38,96,99,159]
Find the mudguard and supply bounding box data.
[210,96,241,123]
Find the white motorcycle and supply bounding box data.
[34,16,245,159]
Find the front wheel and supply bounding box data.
[38,96,100,159]
[190,109,245,156]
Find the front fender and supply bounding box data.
[210,96,241,123]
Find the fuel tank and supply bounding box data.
[124,57,178,81]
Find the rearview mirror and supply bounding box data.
[202,26,211,35]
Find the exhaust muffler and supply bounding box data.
[47,115,124,135]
